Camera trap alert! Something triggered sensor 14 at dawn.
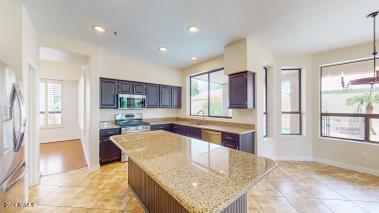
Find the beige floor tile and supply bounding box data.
[27,161,379,212]
[321,199,368,213]
[355,201,379,213]
[286,197,332,213]
[255,196,297,213]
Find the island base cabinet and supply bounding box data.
[128,159,247,213]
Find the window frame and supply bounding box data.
[40,79,63,129]
[320,57,379,144]
[189,68,232,119]
[281,68,302,135]
[263,67,268,137]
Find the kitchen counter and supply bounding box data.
[99,124,121,130]
[149,120,255,134]
[110,131,276,213]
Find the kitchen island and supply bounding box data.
[110,131,276,213]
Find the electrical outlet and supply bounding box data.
[362,152,369,160]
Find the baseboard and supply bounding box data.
[40,138,80,143]
[275,156,313,161]
[314,157,379,177]
[88,163,100,171]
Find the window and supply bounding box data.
[190,68,232,118]
[40,79,62,128]
[281,68,301,135]
[263,67,268,137]
[321,58,379,143]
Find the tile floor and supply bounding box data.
[18,161,379,213]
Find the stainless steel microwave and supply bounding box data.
[118,94,146,109]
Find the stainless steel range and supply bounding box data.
[115,113,150,162]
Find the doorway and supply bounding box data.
[38,47,89,176]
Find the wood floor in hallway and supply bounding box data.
[40,140,87,176]
[18,161,379,213]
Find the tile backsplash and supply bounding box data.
[100,108,181,121]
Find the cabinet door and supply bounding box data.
[171,87,182,108]
[229,73,247,108]
[99,138,121,164]
[100,78,118,108]
[159,85,172,108]
[146,84,160,108]
[170,124,179,133]
[134,82,146,95]
[119,81,133,94]
[177,125,189,136]
[189,127,202,139]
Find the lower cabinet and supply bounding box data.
[222,132,255,154]
[99,128,121,165]
[150,124,172,131]
[150,123,255,154]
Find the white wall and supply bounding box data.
[312,42,379,174]
[274,55,314,160]
[39,60,82,143]
[99,49,183,121]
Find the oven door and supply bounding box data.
[118,95,146,109]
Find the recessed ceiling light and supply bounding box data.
[187,25,200,33]
[158,47,168,52]
[92,25,106,33]
[191,57,198,61]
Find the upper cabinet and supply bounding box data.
[133,82,146,95]
[228,71,255,109]
[146,84,160,108]
[118,80,133,94]
[100,78,118,108]
[99,78,182,109]
[171,86,182,108]
[119,81,145,95]
[159,85,172,108]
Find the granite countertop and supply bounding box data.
[110,131,276,213]
[149,120,255,134]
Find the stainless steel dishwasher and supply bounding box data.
[201,129,222,145]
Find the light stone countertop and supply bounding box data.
[149,120,255,134]
[110,131,276,213]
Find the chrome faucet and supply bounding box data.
[196,110,208,125]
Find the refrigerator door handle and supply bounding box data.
[9,83,26,152]
[0,160,25,193]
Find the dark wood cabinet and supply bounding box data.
[189,127,202,139]
[222,132,254,154]
[177,125,190,136]
[150,124,171,131]
[118,80,133,94]
[146,84,160,108]
[229,71,255,109]
[171,86,182,108]
[100,78,118,109]
[170,124,179,134]
[99,77,182,109]
[159,85,172,108]
[133,82,146,95]
[99,128,121,164]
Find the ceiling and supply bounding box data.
[25,0,379,68]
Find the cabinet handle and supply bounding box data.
[225,136,233,140]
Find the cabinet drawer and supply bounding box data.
[222,132,239,143]
[222,140,239,150]
[100,128,121,137]
[150,124,171,131]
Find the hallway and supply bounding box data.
[40,140,87,176]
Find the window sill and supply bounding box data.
[40,125,64,130]
[319,136,379,145]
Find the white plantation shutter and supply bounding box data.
[40,80,63,127]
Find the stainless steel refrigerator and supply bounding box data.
[0,61,27,211]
